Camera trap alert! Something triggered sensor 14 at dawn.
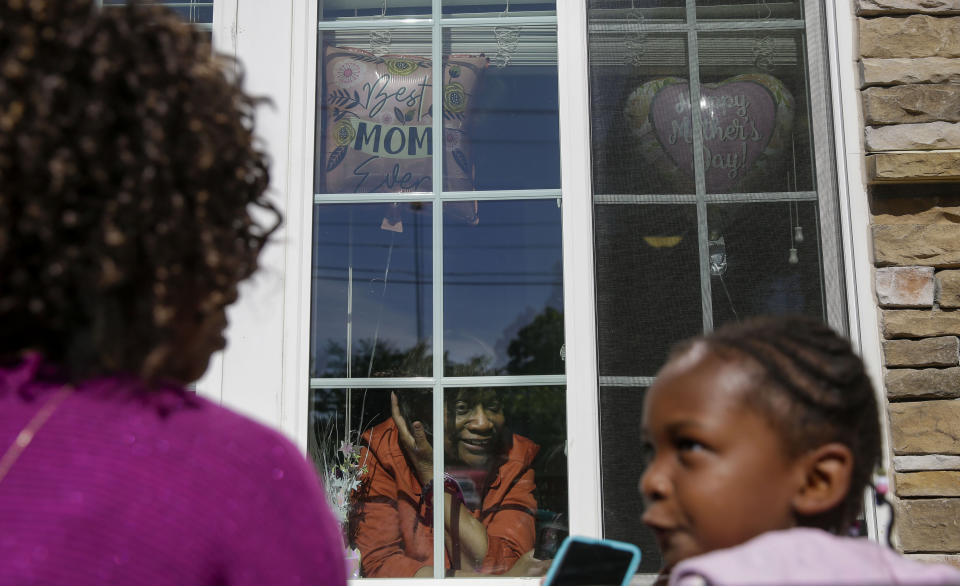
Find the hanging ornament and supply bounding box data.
[709,235,728,277]
[369,1,392,56]
[492,0,520,68]
[793,225,804,243]
[788,248,799,265]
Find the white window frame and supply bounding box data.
[198,0,890,582]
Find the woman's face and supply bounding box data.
[446,390,506,468]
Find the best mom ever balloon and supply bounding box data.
[624,73,794,194]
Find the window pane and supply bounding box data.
[308,387,434,578]
[316,30,437,194]
[442,1,557,16]
[589,0,843,575]
[443,200,563,376]
[102,1,213,28]
[311,386,567,578]
[708,201,824,326]
[590,33,692,195]
[310,203,433,378]
[599,386,659,574]
[444,386,568,574]
[587,1,686,24]
[695,0,803,21]
[320,0,432,21]
[441,26,560,191]
[697,30,815,194]
[594,204,701,377]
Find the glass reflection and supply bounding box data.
[588,33,692,195]
[443,200,564,376]
[443,387,569,574]
[594,204,702,377]
[695,0,803,21]
[587,0,686,24]
[320,0,433,21]
[316,32,436,194]
[308,387,433,578]
[309,203,433,378]
[442,26,560,191]
[708,202,824,327]
[442,1,557,16]
[309,386,568,577]
[697,31,814,194]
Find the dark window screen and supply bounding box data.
[587,0,844,576]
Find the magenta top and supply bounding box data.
[0,355,346,586]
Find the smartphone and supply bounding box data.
[541,536,641,586]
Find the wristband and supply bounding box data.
[417,474,466,525]
[443,473,464,502]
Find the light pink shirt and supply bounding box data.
[671,528,960,586]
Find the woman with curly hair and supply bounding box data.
[0,1,345,584]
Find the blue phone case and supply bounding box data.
[541,535,642,586]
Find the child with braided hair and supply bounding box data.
[640,316,960,585]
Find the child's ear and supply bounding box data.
[791,442,854,517]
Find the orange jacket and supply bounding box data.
[353,419,539,577]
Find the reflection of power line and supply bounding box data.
[311,221,561,228]
[313,266,560,278]
[312,275,561,287]
[313,241,561,250]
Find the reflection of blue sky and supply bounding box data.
[320,2,557,19]
[309,200,563,375]
[460,65,560,191]
[444,200,563,368]
[312,50,563,376]
[310,203,434,376]
[103,0,213,23]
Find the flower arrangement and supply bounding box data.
[322,438,368,526]
[309,415,369,578]
[311,416,369,527]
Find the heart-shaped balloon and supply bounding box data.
[625,73,794,193]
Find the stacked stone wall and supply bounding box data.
[860,7,960,181]
[872,193,960,564]
[858,0,960,564]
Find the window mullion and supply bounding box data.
[557,0,602,539]
[685,0,714,334]
[431,0,445,578]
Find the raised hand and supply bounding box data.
[391,391,434,485]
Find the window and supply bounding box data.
[208,0,860,581]
[587,0,846,573]
[100,0,214,29]
[307,0,569,579]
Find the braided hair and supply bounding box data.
[683,316,881,534]
[0,1,278,383]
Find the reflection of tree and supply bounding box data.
[505,306,564,375]
[317,305,564,378]
[320,336,502,378]
[444,352,496,377]
[321,338,431,378]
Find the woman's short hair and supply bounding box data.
[0,1,279,381]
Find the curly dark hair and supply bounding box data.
[682,315,882,534]
[0,0,280,383]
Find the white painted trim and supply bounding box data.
[825,0,890,545]
[213,0,296,434]
[193,0,238,405]
[211,0,238,58]
[557,0,603,539]
[282,0,322,451]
